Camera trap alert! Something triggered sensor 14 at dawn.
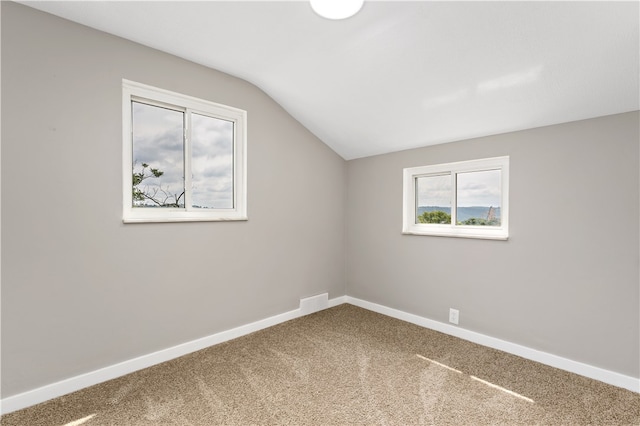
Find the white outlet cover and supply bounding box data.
[449,308,459,325]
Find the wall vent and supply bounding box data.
[300,293,329,315]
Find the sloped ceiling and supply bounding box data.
[19,1,640,160]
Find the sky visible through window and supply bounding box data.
[417,169,501,207]
[191,113,234,209]
[456,169,501,207]
[132,101,234,209]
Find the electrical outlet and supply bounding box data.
[449,308,459,325]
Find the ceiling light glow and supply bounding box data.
[310,0,364,20]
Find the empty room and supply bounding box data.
[1,1,639,424]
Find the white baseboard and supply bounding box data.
[345,296,640,393]
[328,295,347,308]
[1,296,342,415]
[2,294,637,415]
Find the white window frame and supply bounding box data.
[122,80,247,223]
[402,156,509,240]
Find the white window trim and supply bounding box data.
[122,79,247,223]
[402,156,509,240]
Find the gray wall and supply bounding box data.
[1,2,346,397]
[347,111,640,378]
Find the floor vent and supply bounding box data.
[300,293,329,315]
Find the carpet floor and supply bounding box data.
[2,304,639,425]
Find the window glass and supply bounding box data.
[456,169,501,226]
[415,174,451,224]
[132,102,185,208]
[191,113,234,209]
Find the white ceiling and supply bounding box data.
[20,1,640,160]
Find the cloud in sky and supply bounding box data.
[417,174,451,207]
[417,169,501,208]
[191,113,233,208]
[457,169,501,207]
[132,102,234,208]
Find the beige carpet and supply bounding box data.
[2,304,639,425]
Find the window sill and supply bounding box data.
[402,227,508,240]
[124,217,248,224]
[123,211,248,223]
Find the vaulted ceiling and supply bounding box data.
[20,1,640,160]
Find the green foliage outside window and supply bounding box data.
[417,210,451,224]
[418,210,501,226]
[458,217,501,226]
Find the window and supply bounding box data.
[122,80,247,223]
[402,156,509,240]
